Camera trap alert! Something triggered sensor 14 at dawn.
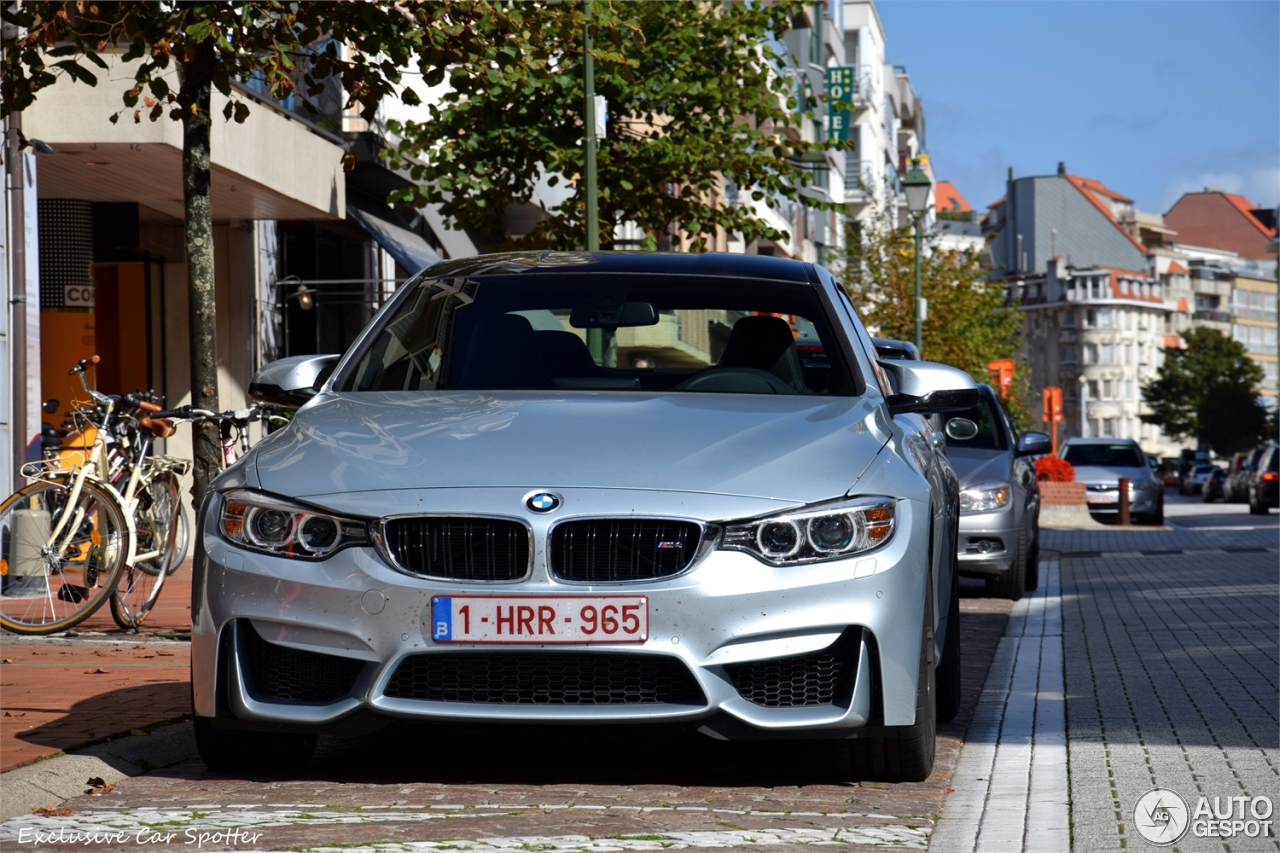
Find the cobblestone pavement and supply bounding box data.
[0,595,1010,852]
[1048,520,1279,853]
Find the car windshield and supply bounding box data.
[1063,444,1145,468]
[944,396,1006,451]
[342,275,858,396]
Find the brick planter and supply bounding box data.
[1039,480,1086,506]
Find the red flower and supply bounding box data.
[1036,456,1075,482]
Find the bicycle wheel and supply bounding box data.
[165,490,191,576]
[111,475,180,630]
[0,477,130,635]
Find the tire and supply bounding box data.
[1023,527,1040,592]
[986,523,1026,602]
[166,497,190,576]
[935,567,962,724]
[110,475,181,630]
[1146,496,1164,526]
[194,717,317,773]
[849,616,936,783]
[0,477,130,635]
[1249,489,1269,515]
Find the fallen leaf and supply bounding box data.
[31,805,76,817]
[4,712,26,717]
[947,788,955,793]
[134,758,157,771]
[129,729,150,737]
[155,651,175,657]
[84,777,115,795]
[1,658,13,664]
[84,668,111,674]
[132,644,146,649]
[139,655,155,659]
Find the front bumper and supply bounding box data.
[1083,484,1160,516]
[956,505,1018,576]
[191,488,930,737]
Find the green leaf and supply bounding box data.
[52,60,98,87]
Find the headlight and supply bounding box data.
[959,482,1011,513]
[720,497,896,566]
[220,490,369,559]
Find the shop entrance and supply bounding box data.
[40,261,155,431]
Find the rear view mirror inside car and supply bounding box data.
[570,301,659,328]
[945,417,979,440]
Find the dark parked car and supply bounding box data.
[1201,467,1226,502]
[1225,447,1266,504]
[1245,445,1279,514]
[1179,463,1215,496]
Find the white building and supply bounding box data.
[1012,259,1180,457]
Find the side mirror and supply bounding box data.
[879,360,980,416]
[1016,431,1052,456]
[1148,457,1159,469]
[248,354,340,409]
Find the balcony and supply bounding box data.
[1194,309,1232,324]
[844,161,878,202]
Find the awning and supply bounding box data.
[347,201,442,274]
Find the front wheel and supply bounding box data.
[1249,489,1270,515]
[936,568,962,724]
[0,477,130,635]
[986,523,1027,601]
[849,618,936,783]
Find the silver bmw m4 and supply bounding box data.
[191,252,977,782]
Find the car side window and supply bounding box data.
[944,397,1006,451]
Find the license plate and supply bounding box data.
[1086,493,1115,504]
[431,596,648,644]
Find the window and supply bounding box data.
[1060,346,1077,364]
[1099,307,1113,327]
[1100,343,1114,364]
[1124,379,1133,400]
[1085,308,1096,328]
[1063,442,1146,467]
[344,273,859,396]
[943,396,1007,451]
[1087,380,1098,400]
[1101,418,1116,437]
[1063,309,1077,327]
[1102,379,1113,399]
[1084,344,1098,364]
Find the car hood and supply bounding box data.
[945,447,1012,489]
[1071,465,1154,486]
[251,391,892,503]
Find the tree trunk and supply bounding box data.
[180,40,220,509]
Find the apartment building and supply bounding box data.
[989,165,1183,456]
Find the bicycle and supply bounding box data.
[0,358,134,634]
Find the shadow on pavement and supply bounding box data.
[14,682,190,755]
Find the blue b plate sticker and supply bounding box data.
[432,597,452,641]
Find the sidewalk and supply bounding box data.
[0,566,193,772]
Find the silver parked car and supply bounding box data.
[1059,438,1165,525]
[192,252,978,782]
[942,384,1049,601]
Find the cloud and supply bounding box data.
[1160,144,1280,210]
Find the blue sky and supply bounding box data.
[876,1,1280,214]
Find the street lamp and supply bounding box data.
[901,158,932,353]
[1078,373,1089,437]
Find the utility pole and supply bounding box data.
[583,0,598,252]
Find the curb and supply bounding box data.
[0,722,197,821]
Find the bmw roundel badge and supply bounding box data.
[526,492,561,513]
